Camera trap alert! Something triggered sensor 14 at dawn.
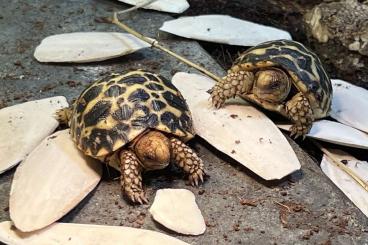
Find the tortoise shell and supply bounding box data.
[234,39,332,118]
[69,70,194,157]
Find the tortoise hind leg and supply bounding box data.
[119,150,148,204]
[170,138,205,186]
[286,92,314,139]
[55,107,73,125]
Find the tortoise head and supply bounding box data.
[253,68,291,103]
[134,131,171,170]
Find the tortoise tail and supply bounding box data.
[55,107,72,125]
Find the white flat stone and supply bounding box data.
[118,0,189,14]
[331,79,368,133]
[172,72,300,180]
[0,221,189,245]
[160,15,292,46]
[149,189,205,235]
[34,32,150,63]
[321,149,368,218]
[0,96,68,175]
[278,120,368,149]
[9,130,102,232]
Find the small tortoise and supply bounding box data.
[210,39,332,138]
[57,70,205,204]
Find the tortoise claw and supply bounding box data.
[130,191,148,205]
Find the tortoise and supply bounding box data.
[56,70,205,204]
[210,39,332,138]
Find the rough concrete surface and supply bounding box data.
[0,1,367,244]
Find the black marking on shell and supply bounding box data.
[130,104,150,128]
[99,74,120,84]
[80,123,130,156]
[83,100,111,127]
[151,100,167,111]
[76,100,86,114]
[147,114,159,128]
[179,113,192,132]
[112,104,133,121]
[159,75,176,90]
[82,84,103,103]
[145,83,164,91]
[131,116,150,128]
[135,103,150,115]
[104,85,126,97]
[119,75,146,85]
[87,128,114,155]
[128,89,150,102]
[113,122,130,134]
[160,111,179,132]
[151,92,160,98]
[111,123,130,142]
[145,73,160,82]
[267,56,297,73]
[162,91,188,111]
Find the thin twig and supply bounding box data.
[274,201,292,212]
[313,140,368,192]
[111,12,223,83]
[116,0,158,15]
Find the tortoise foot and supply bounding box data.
[170,138,205,186]
[286,92,314,139]
[120,150,148,205]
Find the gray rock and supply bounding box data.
[305,0,368,56]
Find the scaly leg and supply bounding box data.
[286,92,314,139]
[210,70,254,108]
[55,107,73,125]
[119,150,148,204]
[170,138,205,186]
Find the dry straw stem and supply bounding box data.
[116,0,158,15]
[313,140,368,192]
[111,11,222,83]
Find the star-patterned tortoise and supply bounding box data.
[56,70,205,204]
[210,39,332,138]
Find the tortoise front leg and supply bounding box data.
[210,70,254,108]
[119,150,148,204]
[286,92,314,139]
[170,138,205,186]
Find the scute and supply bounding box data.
[235,40,332,118]
[70,70,195,157]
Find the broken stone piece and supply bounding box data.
[9,130,102,232]
[321,149,368,218]
[0,96,68,174]
[160,15,292,46]
[34,32,150,63]
[305,0,368,56]
[0,221,189,245]
[278,120,368,150]
[149,189,206,235]
[172,72,300,180]
[331,79,368,133]
[117,0,189,13]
